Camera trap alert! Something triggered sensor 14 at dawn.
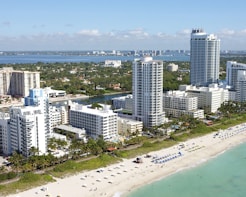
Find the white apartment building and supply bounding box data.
[0,67,40,97]
[112,96,127,109]
[163,91,204,119]
[132,57,166,128]
[112,94,133,112]
[104,60,121,68]
[59,106,68,125]
[49,106,62,130]
[190,29,220,86]
[9,106,48,157]
[118,117,143,136]
[226,61,246,89]
[236,70,246,102]
[25,88,51,136]
[49,106,68,129]
[180,84,229,113]
[226,61,246,102]
[167,63,178,72]
[43,87,66,98]
[69,103,118,141]
[0,113,11,156]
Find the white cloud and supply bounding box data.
[128,29,148,36]
[156,32,169,38]
[219,29,235,36]
[77,29,101,36]
[1,28,246,50]
[176,29,191,36]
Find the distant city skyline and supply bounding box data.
[1,0,246,51]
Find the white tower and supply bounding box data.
[9,106,47,157]
[190,29,220,86]
[132,57,165,128]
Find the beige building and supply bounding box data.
[118,117,143,136]
[0,67,40,97]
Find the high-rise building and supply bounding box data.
[9,106,47,157]
[226,61,246,89]
[0,67,40,97]
[0,113,11,156]
[132,57,166,128]
[226,61,246,102]
[235,70,246,102]
[25,88,51,136]
[190,29,220,86]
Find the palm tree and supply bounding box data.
[29,146,39,156]
[87,138,102,156]
[8,151,24,173]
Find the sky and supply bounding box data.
[0,0,246,51]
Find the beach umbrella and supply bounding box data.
[82,184,87,187]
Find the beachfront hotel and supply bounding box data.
[0,67,40,97]
[190,29,220,86]
[163,91,204,119]
[69,103,118,141]
[132,57,166,128]
[9,106,48,157]
[179,84,229,113]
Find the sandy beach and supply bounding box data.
[7,123,246,197]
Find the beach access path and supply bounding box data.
[7,123,246,197]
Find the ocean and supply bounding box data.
[126,142,246,197]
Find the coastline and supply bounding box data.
[0,91,131,109]
[6,123,246,197]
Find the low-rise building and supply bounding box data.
[43,87,66,97]
[112,94,133,111]
[167,63,178,72]
[118,117,143,136]
[104,60,121,68]
[69,103,118,141]
[55,125,86,141]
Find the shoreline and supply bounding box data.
[6,123,246,197]
[0,91,131,109]
[49,91,131,103]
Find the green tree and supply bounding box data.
[8,151,24,173]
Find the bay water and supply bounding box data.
[0,54,189,64]
[126,142,246,197]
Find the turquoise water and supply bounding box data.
[127,142,246,197]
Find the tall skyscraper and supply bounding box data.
[25,88,51,136]
[190,29,220,86]
[132,57,165,128]
[9,106,47,157]
[226,61,246,102]
[0,67,40,97]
